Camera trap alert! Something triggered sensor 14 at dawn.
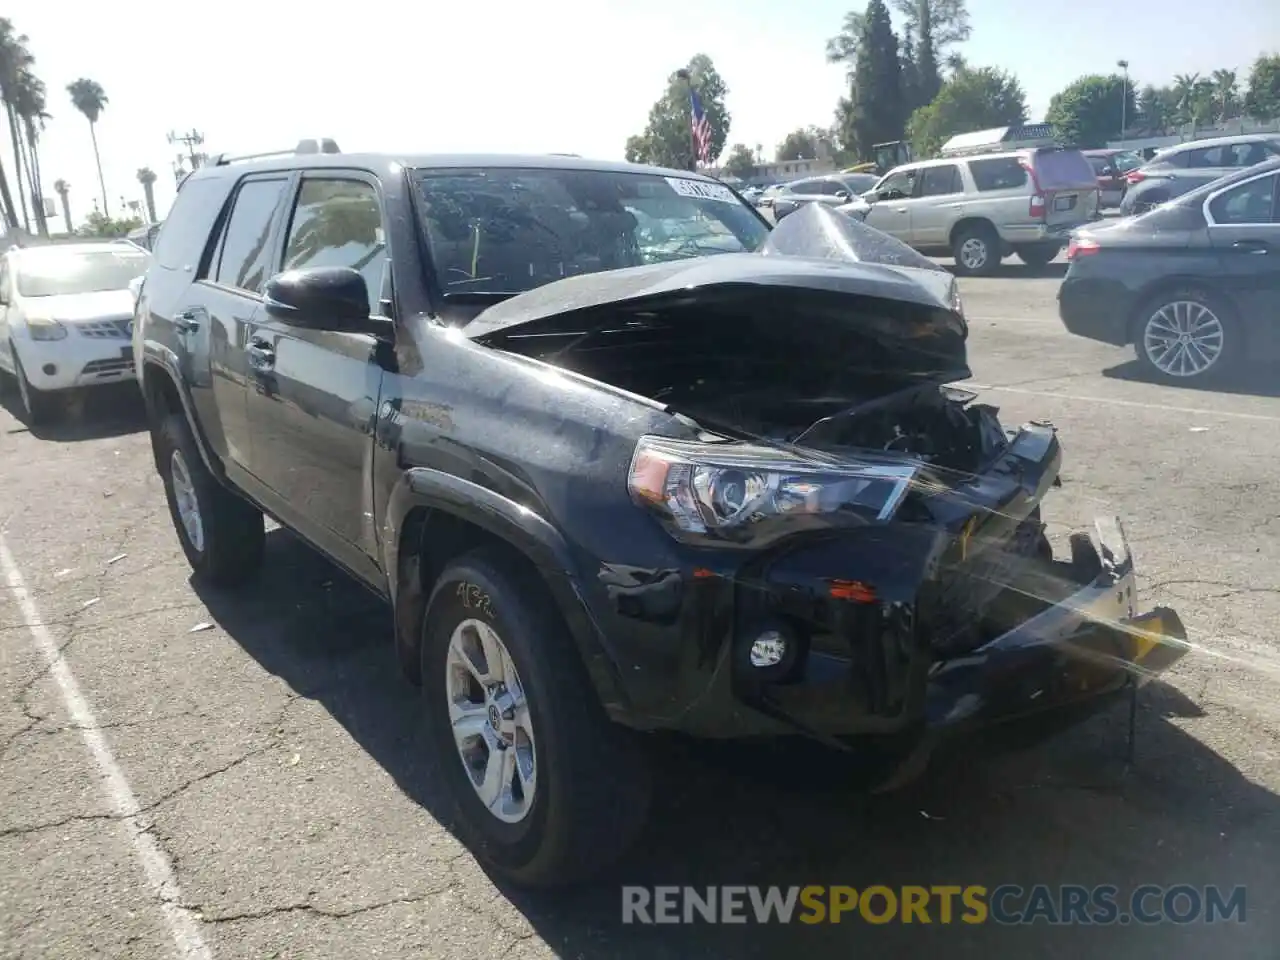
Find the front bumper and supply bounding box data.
[666,515,1188,751]
[14,326,136,392]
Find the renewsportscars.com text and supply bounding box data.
[621,885,1247,925]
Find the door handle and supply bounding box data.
[894,207,908,213]
[174,310,200,333]
[247,337,275,367]
[1232,239,1269,255]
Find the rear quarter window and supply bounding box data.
[967,157,1028,192]
[152,177,233,272]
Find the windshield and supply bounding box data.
[16,248,150,297]
[413,167,771,296]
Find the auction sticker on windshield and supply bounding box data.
[665,178,738,204]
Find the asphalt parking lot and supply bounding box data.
[3,264,1279,960]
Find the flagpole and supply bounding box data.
[675,68,697,172]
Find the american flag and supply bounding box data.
[689,87,711,166]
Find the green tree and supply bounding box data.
[76,209,140,239]
[623,55,730,170]
[890,0,971,104]
[776,128,819,161]
[825,10,867,77]
[67,77,109,216]
[1210,69,1240,121]
[846,0,906,162]
[907,65,1026,158]
[722,143,756,178]
[1045,74,1135,148]
[0,19,35,231]
[1137,85,1175,134]
[900,36,922,113]
[1244,54,1280,122]
[136,167,158,222]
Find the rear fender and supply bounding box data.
[139,346,221,479]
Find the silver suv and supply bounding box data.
[839,148,1101,275]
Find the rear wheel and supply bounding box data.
[1133,287,1239,384]
[155,412,265,586]
[1015,243,1062,269]
[420,549,651,888]
[952,224,1000,276]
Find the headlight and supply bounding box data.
[949,279,965,318]
[627,436,918,546]
[26,317,67,341]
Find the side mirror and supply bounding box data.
[264,266,384,335]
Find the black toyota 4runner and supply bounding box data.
[133,140,1188,887]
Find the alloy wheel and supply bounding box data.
[445,618,537,824]
[169,449,206,553]
[959,236,989,272]
[1142,300,1225,378]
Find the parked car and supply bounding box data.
[755,183,789,209]
[1118,134,1280,216]
[0,240,150,424]
[837,145,1100,275]
[772,174,880,221]
[127,221,164,251]
[1083,149,1144,207]
[1059,156,1280,383]
[135,145,1187,888]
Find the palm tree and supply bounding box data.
[53,178,70,233]
[67,78,109,216]
[0,19,35,231]
[136,167,157,222]
[1211,69,1238,122]
[1172,72,1199,127]
[14,71,48,236]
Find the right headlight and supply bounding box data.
[25,317,67,341]
[627,436,918,547]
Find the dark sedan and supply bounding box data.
[1058,157,1280,383]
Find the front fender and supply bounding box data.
[383,467,631,717]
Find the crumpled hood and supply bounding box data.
[464,203,963,343]
[22,289,135,322]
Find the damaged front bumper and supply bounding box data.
[670,515,1189,765]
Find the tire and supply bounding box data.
[11,346,58,427]
[951,224,1000,276]
[155,412,265,586]
[420,548,652,888]
[1132,286,1240,385]
[1015,243,1061,269]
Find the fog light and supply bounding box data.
[749,630,787,668]
[41,363,56,376]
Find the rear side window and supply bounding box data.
[1208,173,1279,224]
[920,165,960,196]
[1114,152,1143,173]
[210,178,290,293]
[790,180,819,194]
[968,157,1027,192]
[152,178,230,272]
[1032,150,1097,189]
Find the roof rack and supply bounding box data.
[938,124,1062,158]
[208,138,341,166]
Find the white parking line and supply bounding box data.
[968,382,1280,424]
[0,535,213,960]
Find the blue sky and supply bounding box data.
[7,0,1277,226]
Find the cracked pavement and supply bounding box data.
[2,269,1279,959]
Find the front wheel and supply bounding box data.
[1133,287,1239,384]
[420,549,652,888]
[155,413,265,586]
[11,347,58,427]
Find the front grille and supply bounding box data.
[75,318,132,339]
[81,358,132,377]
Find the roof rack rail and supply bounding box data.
[208,138,341,166]
[938,124,1063,158]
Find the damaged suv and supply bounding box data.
[134,146,1189,888]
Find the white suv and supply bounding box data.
[0,241,150,425]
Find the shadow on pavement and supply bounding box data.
[194,530,1280,960]
[0,381,147,441]
[1103,359,1280,399]
[946,262,1068,280]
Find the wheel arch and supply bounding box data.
[948,216,997,248]
[385,467,630,717]
[139,353,222,479]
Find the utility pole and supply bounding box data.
[168,128,206,169]
[1117,60,1130,138]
